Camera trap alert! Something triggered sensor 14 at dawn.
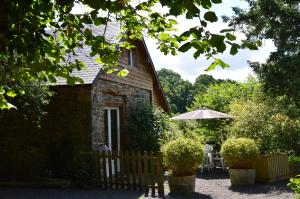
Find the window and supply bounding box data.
[128,49,137,67]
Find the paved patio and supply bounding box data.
[0,170,293,199]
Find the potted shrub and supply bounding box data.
[221,137,259,185]
[162,137,204,193]
[288,175,300,199]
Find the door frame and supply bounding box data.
[104,107,120,152]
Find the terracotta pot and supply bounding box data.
[229,169,256,185]
[168,175,196,193]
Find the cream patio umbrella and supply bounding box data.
[170,108,235,120]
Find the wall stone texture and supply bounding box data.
[91,78,151,149]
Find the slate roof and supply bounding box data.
[51,22,170,112]
[54,22,121,85]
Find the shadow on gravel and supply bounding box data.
[196,169,229,180]
[166,192,213,199]
[229,180,292,194]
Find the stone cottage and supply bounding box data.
[0,23,169,179]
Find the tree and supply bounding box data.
[158,69,193,113]
[1,0,259,111]
[227,0,300,103]
[192,74,217,95]
[190,81,241,112]
[190,76,264,112]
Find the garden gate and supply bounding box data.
[95,151,164,196]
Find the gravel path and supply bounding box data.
[0,170,293,199]
[165,170,293,199]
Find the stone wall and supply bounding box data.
[0,86,92,179]
[91,78,151,149]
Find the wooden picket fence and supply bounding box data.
[95,151,164,196]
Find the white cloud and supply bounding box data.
[204,67,255,82]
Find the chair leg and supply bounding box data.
[221,160,225,170]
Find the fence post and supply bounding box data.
[113,151,118,189]
[108,151,113,189]
[93,150,164,195]
[102,151,108,189]
[95,151,101,186]
[120,151,125,189]
[157,152,165,197]
[124,151,130,190]
[131,151,137,190]
[149,151,156,196]
[137,151,143,191]
[143,151,149,195]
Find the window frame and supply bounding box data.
[128,48,137,67]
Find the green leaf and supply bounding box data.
[212,0,222,3]
[210,34,226,53]
[201,20,207,27]
[230,44,239,55]
[159,33,170,41]
[243,41,258,50]
[204,11,218,22]
[201,0,212,9]
[179,31,191,41]
[220,28,235,33]
[205,58,229,71]
[6,90,17,98]
[66,76,84,85]
[0,86,5,95]
[117,69,129,77]
[178,42,191,52]
[95,57,103,64]
[106,68,117,75]
[256,40,262,47]
[190,27,204,39]
[94,17,106,26]
[226,33,236,41]
[168,19,178,25]
[0,99,16,110]
[193,50,202,59]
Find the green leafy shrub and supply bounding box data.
[158,126,182,146]
[161,137,204,176]
[289,175,300,194]
[229,99,300,153]
[126,103,170,151]
[221,137,259,169]
[289,156,300,164]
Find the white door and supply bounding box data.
[104,108,120,174]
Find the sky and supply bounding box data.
[145,0,276,83]
[72,0,276,83]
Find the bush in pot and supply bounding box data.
[221,137,259,185]
[162,137,204,193]
[288,175,300,199]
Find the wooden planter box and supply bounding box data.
[256,154,289,183]
[289,162,300,177]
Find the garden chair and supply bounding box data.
[213,152,225,170]
[201,144,214,172]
